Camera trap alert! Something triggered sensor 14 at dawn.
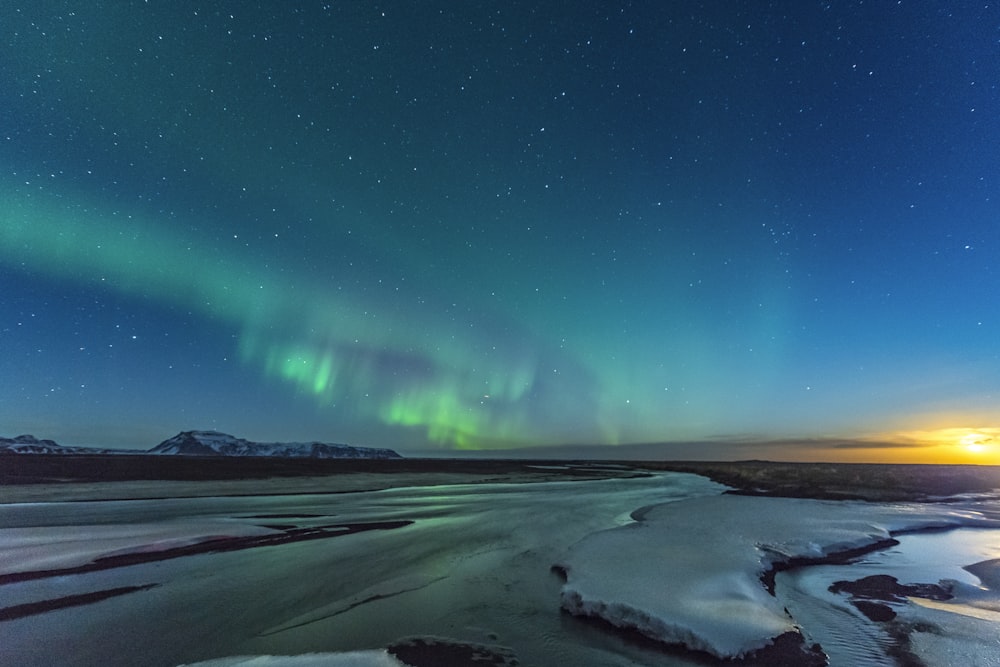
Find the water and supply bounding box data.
[0,473,724,667]
[3,476,998,666]
[775,528,1000,667]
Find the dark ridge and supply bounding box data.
[0,454,634,485]
[0,584,158,622]
[851,600,897,623]
[387,636,521,667]
[0,520,411,585]
[258,576,447,637]
[828,574,953,604]
[238,514,328,519]
[559,612,827,666]
[748,631,827,667]
[644,460,1000,502]
[761,538,900,596]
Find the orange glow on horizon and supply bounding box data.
[750,426,1000,465]
[857,427,1000,465]
[960,432,990,455]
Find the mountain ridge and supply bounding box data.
[0,434,129,455]
[0,431,402,459]
[150,430,402,459]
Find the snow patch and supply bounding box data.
[0,434,136,455]
[558,495,1000,659]
[178,651,406,667]
[150,430,401,459]
[0,521,279,576]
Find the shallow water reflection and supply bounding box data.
[0,473,724,667]
[775,527,1000,667]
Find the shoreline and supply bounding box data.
[3,455,998,505]
[0,456,648,503]
[556,491,1000,665]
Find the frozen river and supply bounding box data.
[2,471,999,666]
[0,472,725,666]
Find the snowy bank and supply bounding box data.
[0,520,280,578]
[179,635,522,667]
[179,651,405,667]
[558,494,1000,659]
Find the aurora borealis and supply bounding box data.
[2,3,998,460]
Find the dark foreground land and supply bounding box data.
[650,460,1000,501]
[0,453,618,484]
[2,453,998,502]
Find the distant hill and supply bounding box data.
[0,434,129,455]
[150,430,402,459]
[1,431,402,459]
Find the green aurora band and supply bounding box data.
[1,183,632,448]
[0,3,815,450]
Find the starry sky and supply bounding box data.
[1,2,998,462]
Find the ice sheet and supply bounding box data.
[558,495,1000,658]
[0,472,728,667]
[179,651,405,667]
[0,521,279,576]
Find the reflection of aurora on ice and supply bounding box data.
[2,474,1000,666]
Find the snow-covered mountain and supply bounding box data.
[0,434,126,455]
[149,430,402,459]
[1,431,402,459]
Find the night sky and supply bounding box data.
[2,2,998,462]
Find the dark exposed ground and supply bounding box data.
[0,519,412,586]
[643,460,1000,501]
[0,453,640,485]
[2,454,998,502]
[0,584,160,622]
[387,636,521,667]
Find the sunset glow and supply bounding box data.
[860,427,1000,465]
[960,432,992,454]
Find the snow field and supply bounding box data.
[558,495,1000,659]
